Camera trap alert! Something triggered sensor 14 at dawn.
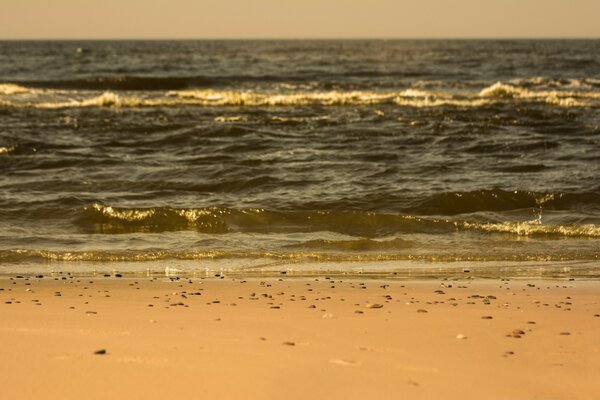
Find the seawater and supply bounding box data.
[1,40,599,277]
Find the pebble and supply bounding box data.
[559,331,571,336]
[365,303,383,309]
[416,309,428,313]
[510,329,525,338]
[456,334,467,340]
[283,341,295,346]
[482,316,493,319]
[94,349,107,355]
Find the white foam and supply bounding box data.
[0,85,598,109]
[479,82,530,98]
[0,146,15,155]
[461,220,600,238]
[167,89,397,106]
[0,83,34,95]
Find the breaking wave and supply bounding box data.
[1,80,599,109]
[78,203,600,238]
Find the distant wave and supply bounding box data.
[0,83,41,95]
[479,82,600,106]
[8,75,600,92]
[2,79,600,109]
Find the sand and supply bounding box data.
[1,274,599,400]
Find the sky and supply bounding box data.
[1,0,600,39]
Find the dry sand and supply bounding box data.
[1,274,599,400]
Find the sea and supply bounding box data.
[1,40,599,277]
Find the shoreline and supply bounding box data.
[1,275,599,399]
[1,257,599,280]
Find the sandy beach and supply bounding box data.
[1,274,599,400]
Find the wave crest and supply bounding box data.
[78,203,600,238]
[0,83,35,95]
[1,81,599,109]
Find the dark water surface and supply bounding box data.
[1,40,599,275]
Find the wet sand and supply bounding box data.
[1,275,599,400]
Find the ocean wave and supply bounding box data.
[1,83,599,109]
[479,82,600,105]
[78,203,600,238]
[167,89,402,105]
[409,189,594,215]
[461,220,600,238]
[0,83,38,95]
[11,74,600,92]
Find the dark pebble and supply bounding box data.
[94,349,107,355]
[283,341,295,346]
[559,331,571,336]
[417,309,428,313]
[482,316,493,319]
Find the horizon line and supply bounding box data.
[1,37,599,41]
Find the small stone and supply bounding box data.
[283,341,295,346]
[482,316,493,319]
[366,303,383,309]
[94,349,107,355]
[456,334,467,340]
[559,331,571,336]
[416,309,428,313]
[509,329,525,338]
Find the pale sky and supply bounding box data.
[1,0,599,39]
